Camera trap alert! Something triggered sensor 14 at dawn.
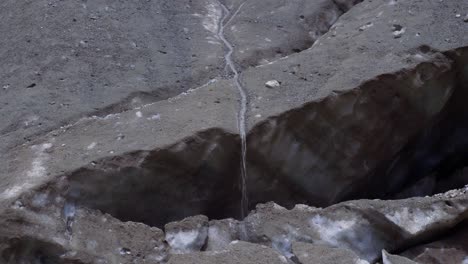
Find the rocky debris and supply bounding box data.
[1,0,466,225]
[165,215,209,254]
[0,201,167,263]
[167,241,290,264]
[237,187,468,263]
[292,242,369,264]
[162,187,468,263]
[0,184,467,263]
[382,250,418,264]
[0,0,468,263]
[0,0,226,152]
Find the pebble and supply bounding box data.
[265,80,280,88]
[392,25,406,38]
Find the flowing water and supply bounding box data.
[216,1,249,218]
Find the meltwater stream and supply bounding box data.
[217,1,249,218]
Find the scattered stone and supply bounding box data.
[265,80,281,88]
[165,215,209,254]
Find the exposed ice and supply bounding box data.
[166,229,207,254]
[309,215,382,261]
[272,234,294,258]
[309,215,355,246]
[385,207,449,234]
[32,192,49,207]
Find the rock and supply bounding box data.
[205,218,242,251]
[167,241,290,264]
[391,25,406,38]
[0,196,167,263]
[292,242,369,264]
[265,80,281,88]
[382,250,418,264]
[240,188,468,263]
[0,0,466,224]
[165,215,209,254]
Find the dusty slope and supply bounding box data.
[0,0,468,263]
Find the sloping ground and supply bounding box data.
[0,0,468,263]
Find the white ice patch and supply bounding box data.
[463,257,468,264]
[166,230,200,254]
[309,215,382,261]
[26,143,52,178]
[203,2,222,35]
[385,207,449,234]
[309,215,356,246]
[136,111,143,118]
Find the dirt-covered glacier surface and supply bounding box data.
[0,0,468,263]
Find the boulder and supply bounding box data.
[165,215,209,254]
